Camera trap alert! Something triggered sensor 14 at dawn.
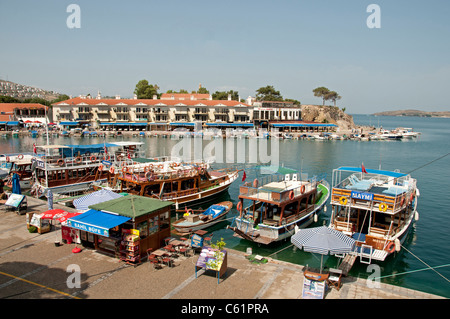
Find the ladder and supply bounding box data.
[359,244,373,264]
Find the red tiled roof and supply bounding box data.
[0,103,48,121]
[53,97,249,107]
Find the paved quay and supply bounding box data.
[0,196,444,300]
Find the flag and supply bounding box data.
[242,170,247,182]
[104,145,108,155]
[33,143,37,154]
[127,152,131,159]
[361,163,367,174]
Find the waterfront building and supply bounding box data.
[0,103,50,130]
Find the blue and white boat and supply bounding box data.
[328,166,420,262]
[173,201,233,234]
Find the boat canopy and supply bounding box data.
[201,205,226,219]
[335,166,407,178]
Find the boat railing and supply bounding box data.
[39,153,117,169]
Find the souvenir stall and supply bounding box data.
[67,195,174,261]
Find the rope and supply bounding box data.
[401,244,450,283]
[407,152,450,174]
[372,263,450,281]
[268,243,294,257]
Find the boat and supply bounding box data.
[105,159,240,209]
[395,127,420,139]
[328,166,419,262]
[30,142,145,198]
[282,133,293,139]
[380,130,402,140]
[172,201,233,234]
[227,168,330,245]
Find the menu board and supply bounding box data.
[302,278,326,299]
[196,247,225,271]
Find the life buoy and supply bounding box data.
[386,241,396,254]
[109,166,115,174]
[200,168,205,175]
[117,155,123,161]
[400,196,405,206]
[57,159,65,167]
[18,154,24,160]
[132,174,138,182]
[104,154,110,161]
[145,171,153,181]
[300,185,306,194]
[75,156,82,164]
[339,196,348,205]
[289,190,295,200]
[98,164,103,171]
[410,193,414,202]
[90,155,97,162]
[236,201,243,213]
[252,179,258,188]
[379,202,388,212]
[158,164,164,170]
[144,166,149,173]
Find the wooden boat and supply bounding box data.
[30,142,145,198]
[228,169,330,245]
[104,159,239,209]
[172,201,233,234]
[328,166,419,263]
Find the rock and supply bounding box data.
[301,104,355,130]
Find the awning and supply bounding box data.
[100,122,147,126]
[169,122,195,126]
[335,167,407,178]
[270,123,337,127]
[67,209,130,237]
[60,121,79,126]
[73,189,124,211]
[7,121,20,126]
[205,123,254,127]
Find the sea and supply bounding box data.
[1,114,449,298]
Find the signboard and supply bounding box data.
[351,191,374,201]
[67,219,110,237]
[191,234,204,248]
[102,160,112,166]
[302,278,326,299]
[5,194,25,208]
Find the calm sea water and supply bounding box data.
[1,114,449,297]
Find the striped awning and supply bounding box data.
[73,189,124,211]
[291,226,355,255]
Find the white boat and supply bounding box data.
[228,169,330,245]
[328,166,419,262]
[173,201,233,234]
[395,127,420,139]
[380,130,402,140]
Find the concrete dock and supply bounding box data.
[0,196,444,300]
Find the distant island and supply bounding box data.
[373,109,450,118]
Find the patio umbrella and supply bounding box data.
[41,209,69,220]
[73,189,123,211]
[291,226,356,273]
[11,173,21,195]
[57,211,82,223]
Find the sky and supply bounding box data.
[0,0,449,114]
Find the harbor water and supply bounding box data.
[1,114,449,298]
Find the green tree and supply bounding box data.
[166,89,188,94]
[325,91,341,107]
[212,90,239,101]
[284,98,301,106]
[255,85,283,101]
[197,87,209,94]
[312,87,330,106]
[134,79,159,99]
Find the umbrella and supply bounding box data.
[57,212,82,223]
[47,189,53,210]
[73,189,123,211]
[11,173,21,195]
[41,209,69,220]
[291,226,356,272]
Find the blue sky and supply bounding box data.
[1,0,449,114]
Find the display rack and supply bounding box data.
[120,233,141,265]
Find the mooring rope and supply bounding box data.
[372,263,450,281]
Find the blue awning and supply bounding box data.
[336,167,407,178]
[60,121,79,126]
[100,122,147,126]
[0,121,7,125]
[169,122,195,126]
[62,143,118,158]
[66,209,130,237]
[205,123,254,127]
[7,121,20,126]
[270,123,337,127]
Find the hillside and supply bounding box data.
[0,79,62,101]
[301,104,355,130]
[373,109,450,117]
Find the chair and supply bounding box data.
[284,174,290,182]
[204,233,214,246]
[148,253,162,270]
[164,244,179,258]
[292,173,298,181]
[327,268,343,291]
[162,257,174,267]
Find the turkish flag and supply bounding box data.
[33,143,37,154]
[242,170,247,182]
[361,163,368,174]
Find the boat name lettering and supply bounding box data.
[351,191,373,201]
